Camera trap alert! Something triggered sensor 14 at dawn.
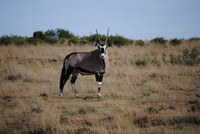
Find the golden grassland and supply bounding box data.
[0,42,200,134]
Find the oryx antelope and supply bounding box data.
[59,29,111,97]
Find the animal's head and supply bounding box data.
[95,29,111,59]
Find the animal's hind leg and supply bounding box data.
[59,66,74,96]
[70,70,79,96]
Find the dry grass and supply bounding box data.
[0,42,200,134]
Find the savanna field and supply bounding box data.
[0,41,200,133]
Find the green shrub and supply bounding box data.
[83,34,132,46]
[79,37,88,44]
[83,34,97,43]
[169,38,182,46]
[27,37,35,44]
[2,28,200,47]
[183,48,200,65]
[68,36,79,45]
[0,35,28,46]
[44,29,56,38]
[188,37,200,42]
[135,40,145,47]
[111,35,132,46]
[0,35,12,45]
[170,48,200,65]
[45,37,58,44]
[33,31,45,40]
[59,38,66,44]
[56,28,74,39]
[135,59,147,67]
[151,37,167,45]
[170,54,182,65]
[12,36,27,46]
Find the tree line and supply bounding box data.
[0,28,199,46]
[0,28,133,46]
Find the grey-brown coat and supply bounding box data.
[59,29,110,97]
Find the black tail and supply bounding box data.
[59,59,74,95]
[59,66,66,93]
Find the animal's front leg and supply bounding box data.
[96,81,102,96]
[95,73,104,96]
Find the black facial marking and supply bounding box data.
[100,47,105,53]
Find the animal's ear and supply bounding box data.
[94,42,98,46]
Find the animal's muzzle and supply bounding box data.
[100,53,106,59]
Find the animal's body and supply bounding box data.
[59,29,110,97]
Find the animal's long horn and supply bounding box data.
[105,28,109,44]
[96,29,102,44]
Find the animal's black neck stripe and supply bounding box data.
[76,67,105,75]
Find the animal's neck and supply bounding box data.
[91,49,109,72]
[104,51,109,72]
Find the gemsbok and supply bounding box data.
[59,29,111,97]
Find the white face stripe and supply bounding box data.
[98,44,107,50]
[98,44,107,59]
[100,45,107,49]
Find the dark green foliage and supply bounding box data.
[44,29,58,44]
[151,37,167,45]
[182,48,200,65]
[170,54,182,65]
[27,37,35,44]
[59,38,66,44]
[170,48,200,65]
[33,31,45,45]
[33,31,45,40]
[32,29,74,45]
[12,36,27,45]
[68,36,80,45]
[135,59,147,67]
[45,37,58,44]
[111,35,132,46]
[79,37,88,44]
[0,28,199,46]
[80,34,132,46]
[0,35,27,46]
[0,35,12,45]
[188,37,200,42]
[169,38,182,46]
[44,29,56,38]
[55,28,74,39]
[83,34,97,43]
[135,40,145,47]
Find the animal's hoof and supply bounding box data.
[75,94,79,97]
[98,93,102,97]
[59,93,63,97]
